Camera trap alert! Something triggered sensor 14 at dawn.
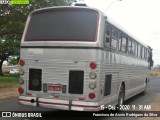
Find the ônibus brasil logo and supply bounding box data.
[0,0,29,4]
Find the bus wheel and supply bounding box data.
[116,85,124,111]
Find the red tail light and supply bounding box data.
[90,62,96,69]
[89,93,95,99]
[18,87,24,94]
[20,59,25,66]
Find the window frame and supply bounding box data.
[128,38,132,54]
[111,27,118,50]
[104,24,112,48]
[121,33,127,53]
[138,44,141,58]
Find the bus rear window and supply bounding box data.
[25,10,98,42]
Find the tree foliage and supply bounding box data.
[8,57,19,65]
[0,0,70,75]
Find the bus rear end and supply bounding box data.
[18,7,105,111]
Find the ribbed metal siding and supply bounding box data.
[26,59,88,94]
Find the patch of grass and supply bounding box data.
[0,75,19,88]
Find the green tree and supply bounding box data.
[0,0,70,75]
[8,57,19,65]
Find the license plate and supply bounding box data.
[48,85,62,92]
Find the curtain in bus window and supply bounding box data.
[146,50,149,61]
[131,41,135,55]
[121,35,127,52]
[141,47,145,59]
[111,28,118,49]
[144,48,147,59]
[128,38,132,54]
[118,32,122,51]
[135,43,138,56]
[138,44,141,57]
[25,10,97,41]
[105,25,111,47]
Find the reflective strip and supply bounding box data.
[39,101,69,106]
[18,99,31,102]
[72,101,99,106]
[72,104,100,108]
[39,98,69,104]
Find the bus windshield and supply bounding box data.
[25,10,98,42]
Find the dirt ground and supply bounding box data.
[0,87,19,100]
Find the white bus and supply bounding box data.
[18,6,153,111]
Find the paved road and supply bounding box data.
[0,77,160,120]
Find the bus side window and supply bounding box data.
[128,38,132,54]
[135,42,138,56]
[131,41,135,55]
[118,32,122,51]
[105,25,111,48]
[146,48,148,60]
[141,46,145,59]
[141,46,143,59]
[143,47,145,59]
[111,28,118,49]
[144,48,146,59]
[121,34,127,52]
[144,48,147,60]
[138,44,141,58]
[147,49,149,61]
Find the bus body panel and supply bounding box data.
[101,50,149,102]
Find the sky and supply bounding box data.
[84,0,160,66]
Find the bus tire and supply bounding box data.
[116,85,124,111]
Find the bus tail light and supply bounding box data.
[89,93,95,99]
[89,72,97,79]
[90,62,96,69]
[89,82,96,89]
[20,59,25,66]
[18,87,24,94]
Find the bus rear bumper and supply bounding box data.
[18,96,101,111]
[18,96,69,110]
[71,101,101,111]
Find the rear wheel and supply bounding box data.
[116,85,124,111]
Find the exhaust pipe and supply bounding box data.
[31,99,35,103]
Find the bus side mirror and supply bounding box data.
[147,46,154,69]
[149,50,154,69]
[150,58,154,67]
